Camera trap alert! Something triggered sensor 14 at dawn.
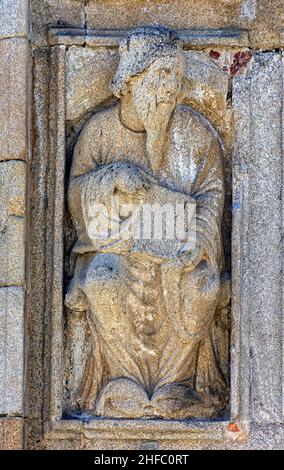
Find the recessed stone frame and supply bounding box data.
[26,27,284,450]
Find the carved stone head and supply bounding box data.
[111,26,186,141]
[111,25,185,98]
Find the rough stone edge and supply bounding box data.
[25,45,66,450]
[231,62,251,430]
[44,45,66,423]
[0,38,30,162]
[0,0,29,40]
[0,0,30,451]
[42,419,284,450]
[43,419,228,450]
[26,24,284,448]
[25,47,50,449]
[0,417,24,450]
[247,53,283,423]
[48,27,250,48]
[231,52,284,431]
[0,287,26,415]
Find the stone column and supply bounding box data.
[232,52,284,440]
[0,0,30,450]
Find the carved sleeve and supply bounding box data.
[68,115,103,255]
[191,135,225,272]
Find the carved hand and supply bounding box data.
[177,240,206,271]
[94,162,151,204]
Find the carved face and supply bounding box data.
[130,55,184,128]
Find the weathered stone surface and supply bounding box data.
[0,0,29,39]
[0,161,26,286]
[0,161,26,221]
[249,0,284,49]
[65,46,230,128]
[20,0,284,451]
[86,0,249,30]
[47,46,67,422]
[25,50,49,432]
[85,0,284,49]
[32,0,284,49]
[232,53,284,424]
[184,51,229,130]
[44,419,227,450]
[0,38,29,161]
[49,27,250,49]
[65,26,229,421]
[43,418,284,450]
[0,417,24,450]
[0,287,25,415]
[66,46,119,124]
[31,0,85,47]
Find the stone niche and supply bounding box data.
[27,4,284,451]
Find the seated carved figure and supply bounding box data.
[66,26,229,419]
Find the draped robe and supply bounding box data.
[66,102,229,419]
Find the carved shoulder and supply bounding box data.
[174,104,223,157]
[84,103,120,132]
[71,104,120,178]
[75,103,120,153]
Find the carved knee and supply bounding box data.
[185,261,220,299]
[181,261,220,340]
[83,253,125,296]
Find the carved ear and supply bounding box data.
[65,277,88,312]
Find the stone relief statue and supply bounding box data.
[65,26,230,420]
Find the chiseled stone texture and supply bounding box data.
[66,46,119,124]
[249,0,284,49]
[65,47,229,128]
[0,38,29,161]
[86,0,249,30]
[65,26,228,421]
[31,0,85,47]
[31,0,284,49]
[0,0,29,39]
[0,287,25,415]
[85,0,284,50]
[0,161,26,286]
[0,418,24,450]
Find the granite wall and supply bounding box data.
[1,0,284,449]
[0,0,30,450]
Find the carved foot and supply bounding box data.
[94,378,223,420]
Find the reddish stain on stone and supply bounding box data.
[228,422,240,432]
[209,50,221,60]
[230,51,252,76]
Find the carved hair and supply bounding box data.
[111,25,184,98]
